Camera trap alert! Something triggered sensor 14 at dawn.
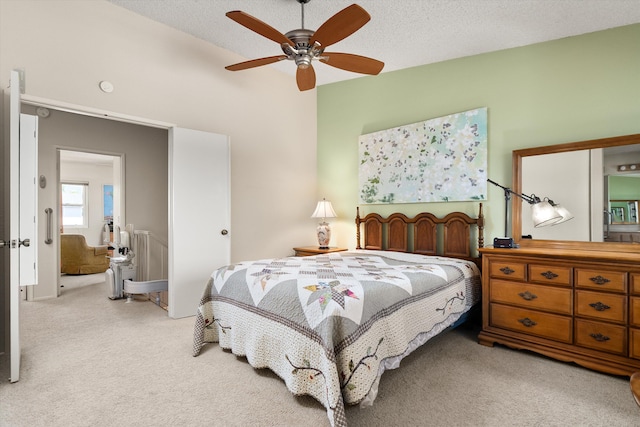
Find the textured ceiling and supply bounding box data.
[107,0,640,87]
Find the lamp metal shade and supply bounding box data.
[551,205,574,225]
[532,200,562,227]
[311,199,337,219]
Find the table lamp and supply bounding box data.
[311,198,337,249]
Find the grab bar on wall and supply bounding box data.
[45,208,53,244]
[603,210,612,240]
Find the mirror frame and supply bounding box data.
[512,133,640,253]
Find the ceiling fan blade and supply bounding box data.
[225,55,288,71]
[296,66,316,91]
[226,11,293,46]
[309,4,371,48]
[320,52,384,75]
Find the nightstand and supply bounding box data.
[293,246,348,257]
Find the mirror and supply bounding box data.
[512,133,640,251]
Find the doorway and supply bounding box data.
[58,150,123,296]
[20,95,231,319]
[23,104,170,305]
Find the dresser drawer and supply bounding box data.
[575,319,626,355]
[575,269,626,292]
[631,297,640,327]
[632,273,640,295]
[630,328,640,359]
[528,264,572,287]
[489,260,526,281]
[575,290,626,323]
[490,279,572,315]
[490,303,572,343]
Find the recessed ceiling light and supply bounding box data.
[99,81,114,93]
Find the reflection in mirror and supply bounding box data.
[603,145,640,243]
[521,150,591,241]
[513,134,640,249]
[611,200,639,223]
[606,175,640,242]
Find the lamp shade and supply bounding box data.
[551,204,574,226]
[311,199,337,219]
[532,200,562,227]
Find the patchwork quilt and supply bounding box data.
[193,250,481,426]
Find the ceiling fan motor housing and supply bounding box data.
[283,29,323,69]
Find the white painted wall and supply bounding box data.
[0,0,318,349]
[0,0,317,261]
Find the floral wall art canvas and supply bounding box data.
[359,108,488,204]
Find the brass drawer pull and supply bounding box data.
[540,271,558,280]
[518,317,537,327]
[518,291,538,301]
[500,266,515,275]
[589,333,610,342]
[589,275,611,285]
[589,302,611,311]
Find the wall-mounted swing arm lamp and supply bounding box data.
[487,179,573,237]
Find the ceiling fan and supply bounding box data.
[225,0,385,91]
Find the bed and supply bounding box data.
[192,204,484,427]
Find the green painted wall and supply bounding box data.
[610,176,640,200]
[317,24,640,249]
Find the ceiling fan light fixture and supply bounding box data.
[297,59,311,69]
[224,1,384,91]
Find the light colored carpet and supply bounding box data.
[59,272,108,290]
[1,277,638,427]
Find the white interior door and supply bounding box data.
[6,73,38,383]
[7,70,38,382]
[19,114,38,286]
[168,128,230,318]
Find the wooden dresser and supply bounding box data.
[479,246,640,376]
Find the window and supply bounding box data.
[61,182,88,227]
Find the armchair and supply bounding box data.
[60,234,110,274]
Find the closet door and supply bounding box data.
[168,128,230,318]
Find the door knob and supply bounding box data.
[19,238,30,247]
[221,229,229,235]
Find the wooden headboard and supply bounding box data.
[355,203,484,266]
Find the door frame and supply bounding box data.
[21,95,173,130]
[7,70,21,382]
[53,149,124,298]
